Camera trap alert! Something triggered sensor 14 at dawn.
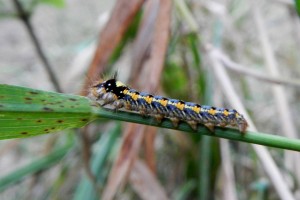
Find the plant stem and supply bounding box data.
[92,108,300,152]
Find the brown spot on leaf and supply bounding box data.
[57,120,64,123]
[24,97,33,100]
[21,132,28,135]
[81,118,88,122]
[43,107,54,112]
[69,98,77,101]
[36,120,42,123]
[29,91,39,95]
[44,129,49,132]
[51,127,56,130]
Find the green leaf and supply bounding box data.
[0,84,95,139]
[173,180,197,200]
[295,0,300,16]
[40,0,65,8]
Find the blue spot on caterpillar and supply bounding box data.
[89,78,248,133]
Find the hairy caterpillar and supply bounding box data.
[89,78,248,133]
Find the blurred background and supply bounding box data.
[0,0,300,199]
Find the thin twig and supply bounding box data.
[214,51,300,88]
[251,3,297,138]
[13,0,62,92]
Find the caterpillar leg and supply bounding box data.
[98,93,117,107]
[153,114,164,124]
[218,122,226,128]
[187,121,198,131]
[97,101,113,107]
[238,121,248,134]
[204,123,215,133]
[90,101,104,110]
[111,100,124,111]
[170,118,180,128]
[137,107,148,117]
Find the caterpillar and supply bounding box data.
[89,78,248,133]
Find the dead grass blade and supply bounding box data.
[219,140,238,200]
[251,2,300,186]
[81,0,144,96]
[139,0,172,174]
[102,124,145,200]
[129,159,169,200]
[207,46,295,200]
[143,126,157,174]
[102,0,172,199]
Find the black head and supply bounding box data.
[100,79,128,99]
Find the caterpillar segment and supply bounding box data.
[90,78,248,133]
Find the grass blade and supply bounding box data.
[73,124,121,200]
[0,143,72,192]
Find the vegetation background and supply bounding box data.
[0,0,300,199]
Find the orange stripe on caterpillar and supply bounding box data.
[89,78,248,133]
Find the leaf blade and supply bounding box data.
[0,84,94,139]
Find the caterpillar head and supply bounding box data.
[90,79,128,105]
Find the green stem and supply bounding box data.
[92,108,300,152]
[199,136,212,200]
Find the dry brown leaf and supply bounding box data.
[139,0,172,176]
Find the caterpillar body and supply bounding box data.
[90,78,248,133]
